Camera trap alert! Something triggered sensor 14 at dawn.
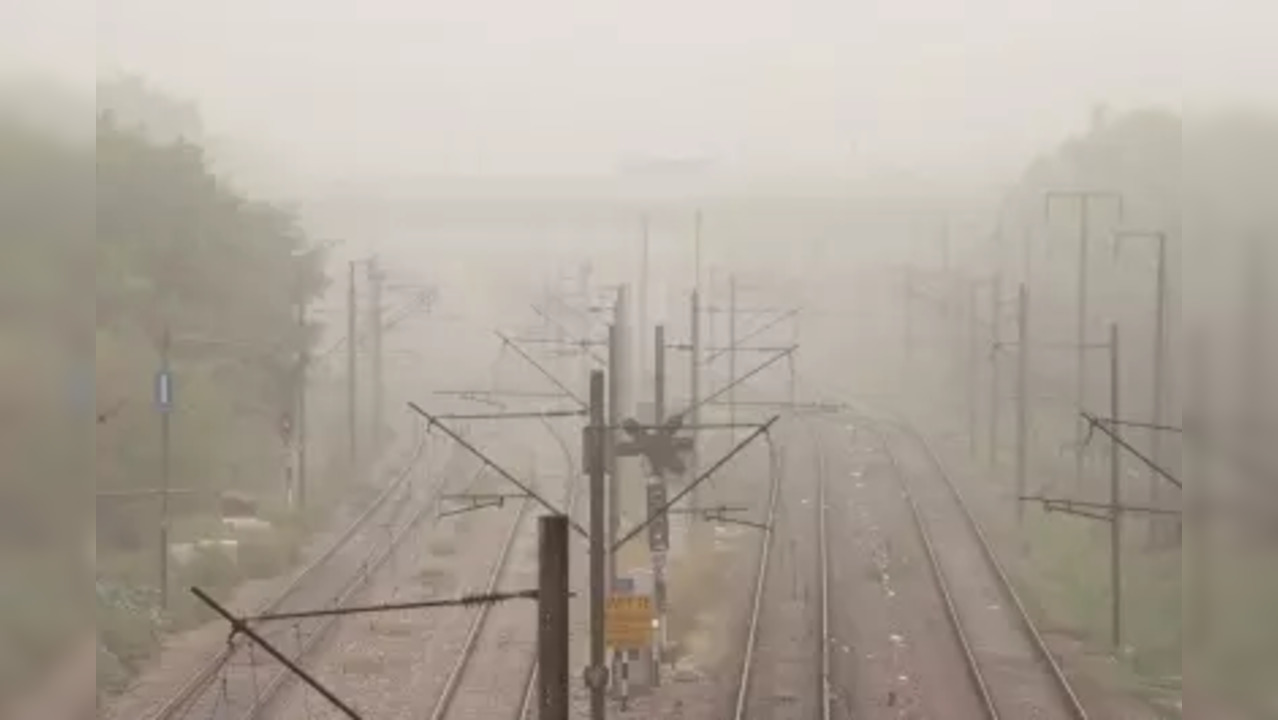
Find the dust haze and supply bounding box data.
[0,0,1275,717]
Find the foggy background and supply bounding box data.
[2,0,1276,716]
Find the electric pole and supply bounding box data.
[989,272,1003,466]
[369,256,385,454]
[347,260,358,470]
[296,300,309,509]
[586,370,609,720]
[1015,284,1030,525]
[689,290,702,523]
[607,323,620,589]
[652,323,668,673]
[968,280,980,457]
[903,265,914,369]
[158,324,172,610]
[1108,322,1123,650]
[1116,230,1172,545]
[1046,191,1123,489]
[639,215,650,405]
[728,274,738,444]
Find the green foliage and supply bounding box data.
[1,76,331,700]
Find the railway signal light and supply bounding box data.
[615,416,694,478]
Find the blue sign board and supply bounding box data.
[156,371,173,412]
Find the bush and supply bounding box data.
[95,584,159,674]
[237,529,298,580]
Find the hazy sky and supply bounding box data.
[6,0,1277,181]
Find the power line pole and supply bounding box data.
[1046,191,1123,489]
[651,323,669,678]
[539,514,569,720]
[1108,322,1123,650]
[1015,284,1030,525]
[1116,230,1172,545]
[989,271,1003,466]
[158,324,172,610]
[607,322,621,590]
[296,300,309,509]
[347,260,358,470]
[903,265,914,369]
[639,215,650,405]
[689,290,702,521]
[585,370,609,720]
[1187,330,1209,652]
[728,274,738,444]
[369,256,385,454]
[968,280,980,457]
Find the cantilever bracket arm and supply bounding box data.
[702,511,769,531]
[407,402,588,537]
[611,416,780,553]
[1081,411,1184,489]
[438,493,530,518]
[495,330,589,408]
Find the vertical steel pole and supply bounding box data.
[904,265,914,370]
[969,280,980,457]
[1109,322,1123,650]
[690,291,702,519]
[1016,285,1030,525]
[1076,204,1090,489]
[539,515,570,720]
[989,272,1003,466]
[587,371,609,720]
[728,274,737,445]
[369,257,384,455]
[159,325,172,610]
[347,260,358,470]
[652,323,667,682]
[639,216,650,404]
[1149,234,1169,544]
[297,301,309,509]
[607,323,620,589]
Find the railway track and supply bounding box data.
[148,435,462,720]
[435,461,585,720]
[731,418,830,720]
[868,416,1091,720]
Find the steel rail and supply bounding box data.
[804,418,833,720]
[242,459,473,720]
[149,436,429,720]
[729,422,783,720]
[892,421,1090,720]
[425,494,534,720]
[794,370,1089,719]
[872,423,1001,719]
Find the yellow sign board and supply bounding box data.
[605,595,653,649]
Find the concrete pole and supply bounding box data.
[1016,284,1030,525]
[347,260,358,470]
[369,257,385,454]
[538,515,570,720]
[989,272,1003,466]
[729,274,738,444]
[297,301,309,509]
[607,323,620,589]
[158,324,172,610]
[652,323,668,677]
[1076,204,1091,490]
[1109,322,1123,650]
[689,291,702,518]
[1149,233,1170,545]
[586,371,609,719]
[968,280,980,458]
[639,215,650,405]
